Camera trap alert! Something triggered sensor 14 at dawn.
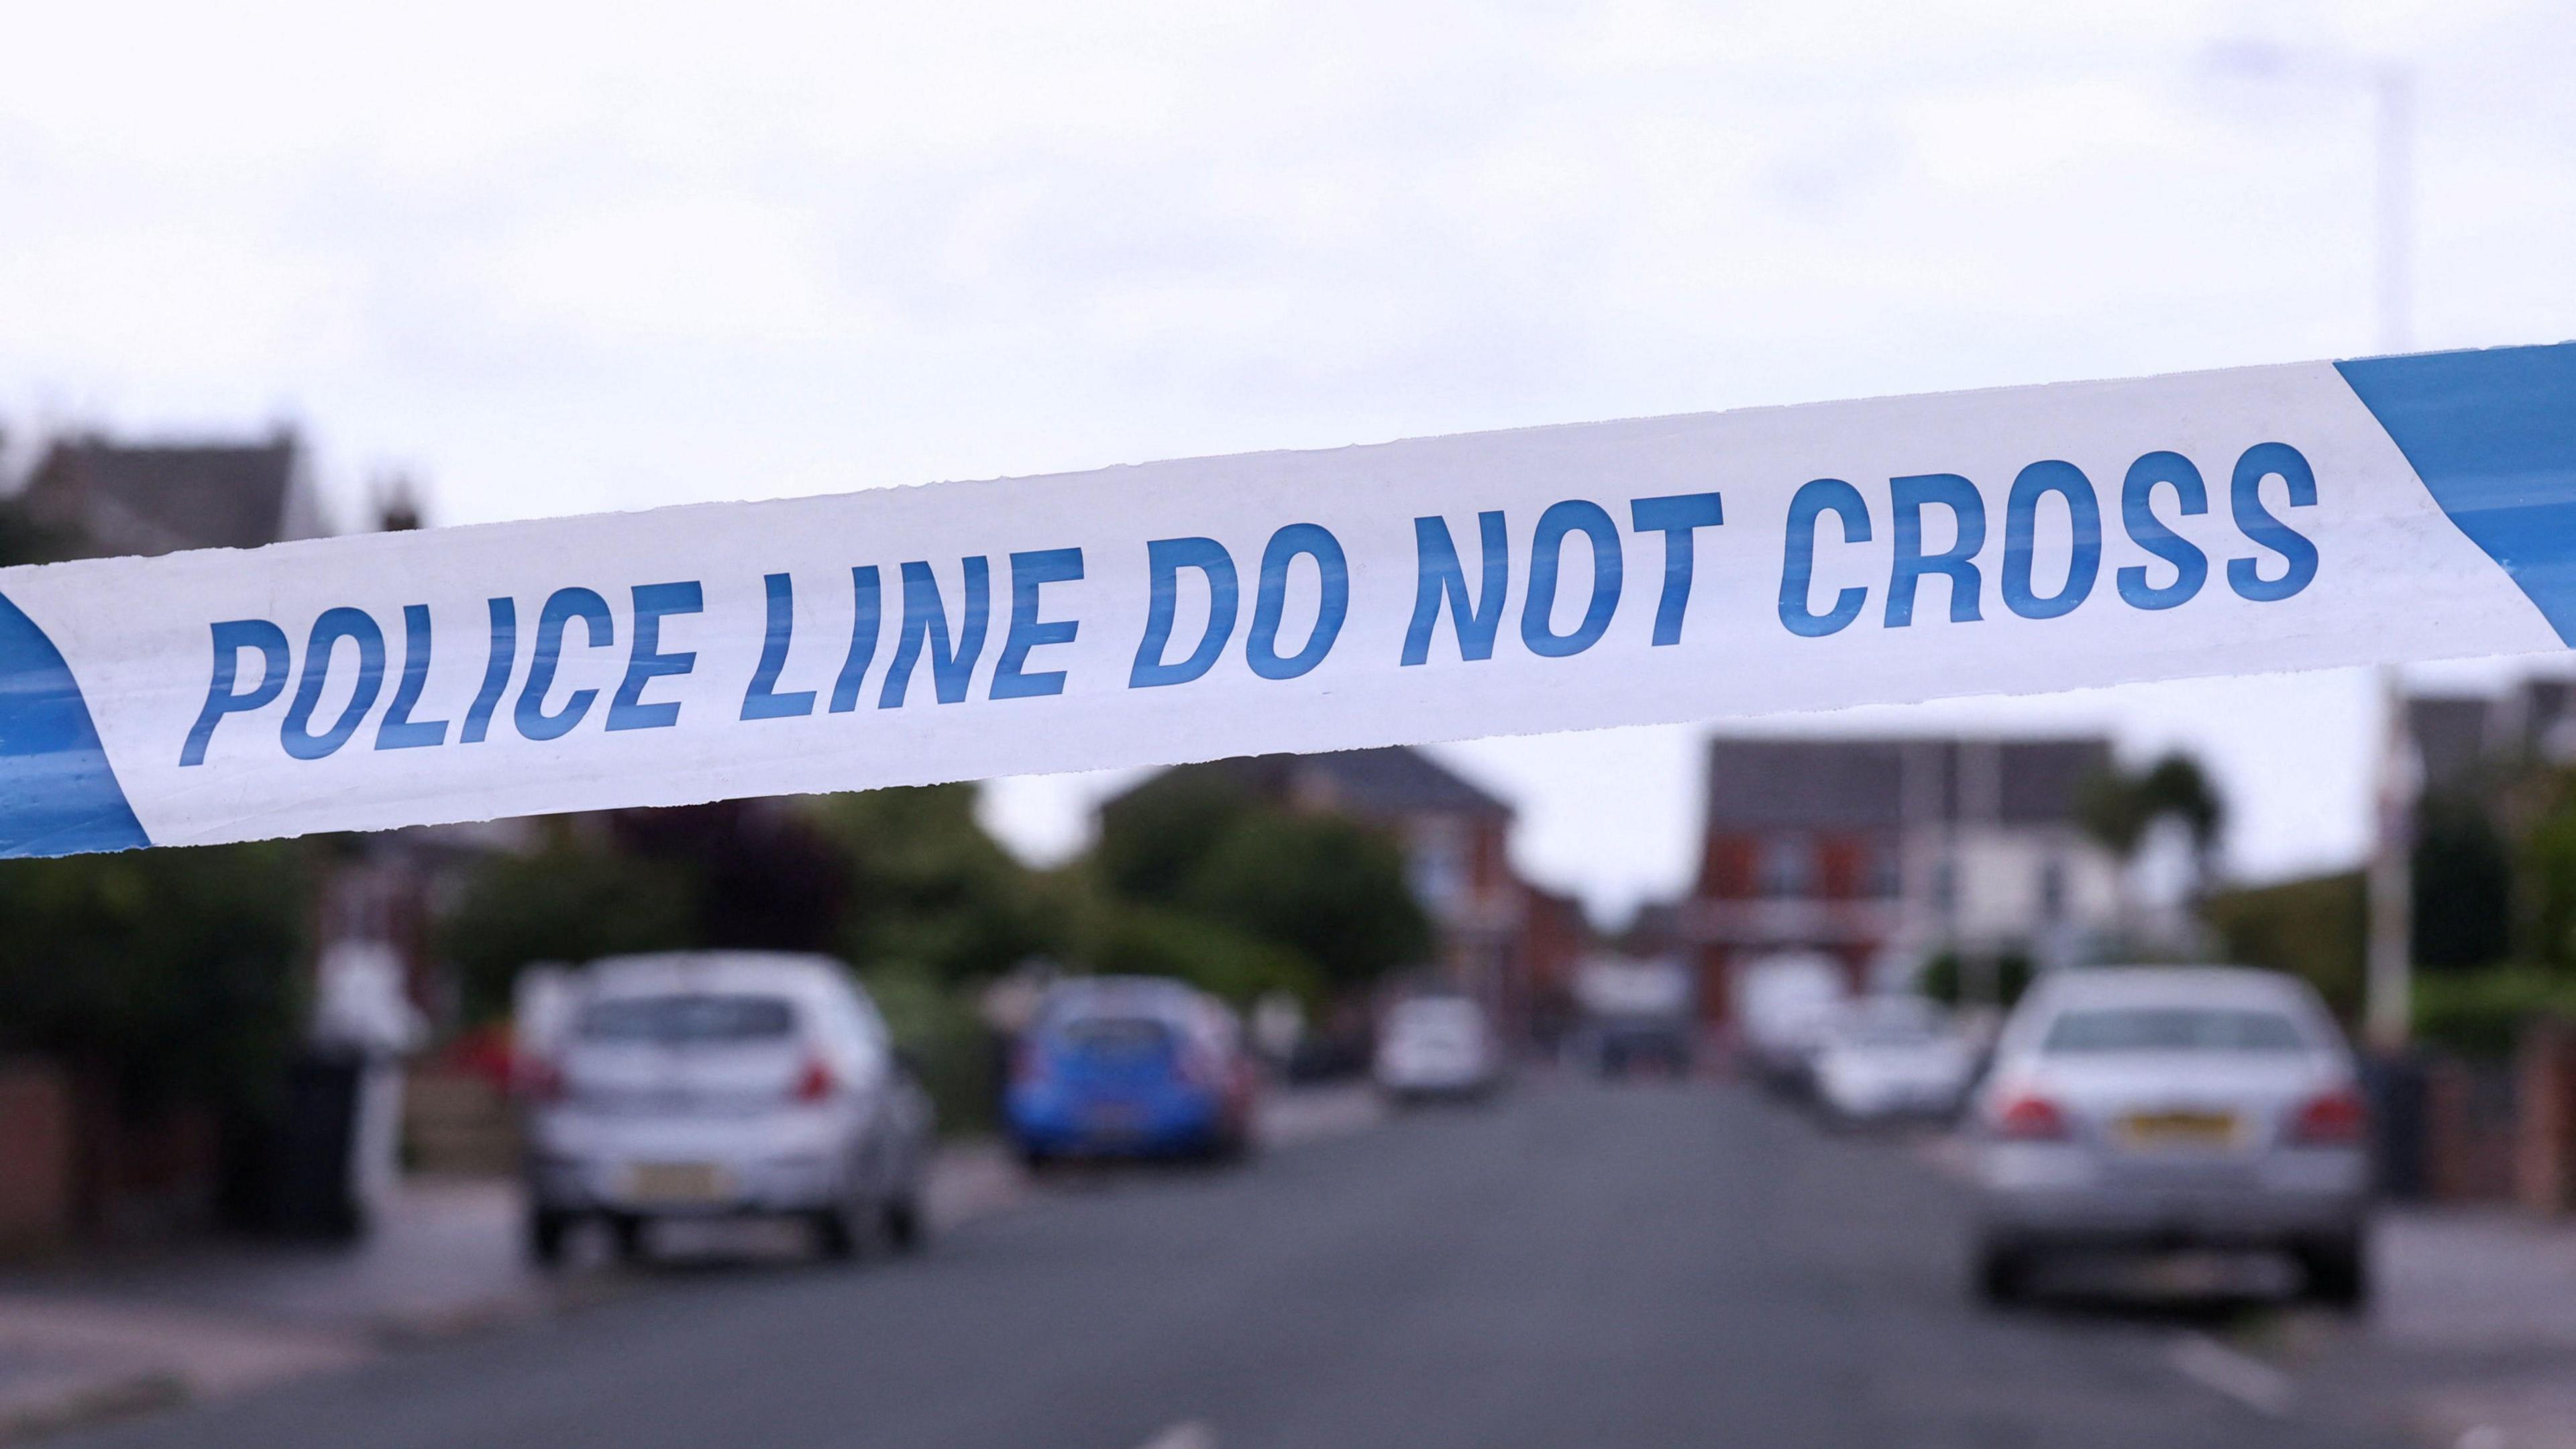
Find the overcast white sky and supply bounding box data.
[5,0,2574,919]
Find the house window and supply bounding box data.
[1408,820,1470,911]
[1864,843,1902,898]
[2038,857,2067,922]
[1757,836,1817,898]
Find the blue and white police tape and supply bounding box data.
[3,342,2572,858]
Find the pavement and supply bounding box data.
[0,1080,2563,1447]
[0,1085,1381,1442]
[2310,1208,2576,1449]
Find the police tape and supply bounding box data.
[3,343,2571,858]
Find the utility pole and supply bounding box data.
[2202,41,2419,1049]
[2364,62,2416,1053]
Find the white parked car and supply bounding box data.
[1374,996,1501,1099]
[520,952,934,1266]
[1811,996,1974,1125]
[1969,966,2371,1307]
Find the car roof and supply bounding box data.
[2026,965,2309,1007]
[580,951,851,1000]
[1389,995,1484,1020]
[1043,975,1207,1016]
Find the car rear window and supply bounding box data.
[2039,1006,2309,1054]
[577,994,797,1044]
[1055,1016,1174,1054]
[1391,1002,1480,1033]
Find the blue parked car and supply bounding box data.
[1007,977,1256,1167]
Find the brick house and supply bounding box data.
[21,430,328,559]
[1679,735,2122,1024]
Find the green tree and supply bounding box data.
[1090,765,1434,994]
[1085,901,1320,1005]
[1093,769,1256,904]
[2204,870,2366,1022]
[2412,790,2512,971]
[2517,772,2576,973]
[806,784,1063,983]
[440,826,700,1020]
[1177,810,1432,991]
[2080,751,2224,885]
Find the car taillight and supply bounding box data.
[792,1056,836,1103]
[1992,1093,2069,1141]
[1176,1049,1219,1089]
[517,1057,565,1104]
[2289,1087,2369,1146]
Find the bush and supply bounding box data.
[1917,949,2035,1010]
[2413,965,2576,1060]
[862,962,998,1137]
[0,841,309,1115]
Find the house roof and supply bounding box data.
[1704,735,2110,831]
[25,436,306,557]
[1122,745,1513,822]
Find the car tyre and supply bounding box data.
[2297,1232,2369,1311]
[608,1212,649,1267]
[1974,1237,2029,1307]
[812,1193,867,1261]
[882,1193,924,1254]
[526,1208,572,1267]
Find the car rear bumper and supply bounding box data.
[1978,1143,2369,1246]
[1376,1061,1494,1095]
[527,1150,850,1216]
[525,1109,857,1216]
[1008,1089,1229,1156]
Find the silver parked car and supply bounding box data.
[1969,966,2371,1307]
[1812,996,1976,1126]
[521,952,934,1266]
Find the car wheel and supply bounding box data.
[882,1192,924,1254]
[526,1208,572,1267]
[2297,1232,2369,1310]
[812,1192,867,1260]
[608,1212,649,1267]
[1975,1238,2029,1307]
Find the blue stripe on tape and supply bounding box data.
[2337,341,2576,647]
[0,590,148,857]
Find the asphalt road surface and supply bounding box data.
[64,1081,2403,1449]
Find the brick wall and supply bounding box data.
[0,1060,74,1254]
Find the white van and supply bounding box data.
[1733,952,1848,1091]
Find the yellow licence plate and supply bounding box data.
[624,1161,731,1203]
[2117,1111,2239,1149]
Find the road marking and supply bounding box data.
[1134,1420,1216,1449]
[2167,1333,2294,1418]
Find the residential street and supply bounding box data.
[48,1081,2410,1449]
